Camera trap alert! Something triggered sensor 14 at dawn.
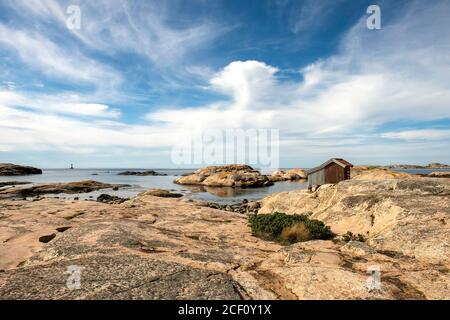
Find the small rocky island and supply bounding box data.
[0,163,42,176]
[118,170,167,176]
[174,164,273,188]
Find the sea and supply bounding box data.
[0,168,307,204]
[1,168,448,204]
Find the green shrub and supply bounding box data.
[342,231,366,242]
[248,212,335,244]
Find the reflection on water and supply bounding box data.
[183,185,241,197]
[183,180,308,204]
[0,168,308,204]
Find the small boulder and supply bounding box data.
[96,194,128,204]
[141,189,183,198]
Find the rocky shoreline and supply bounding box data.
[174,165,310,188]
[0,180,129,199]
[0,163,449,300]
[0,176,448,299]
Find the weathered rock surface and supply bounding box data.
[428,172,450,178]
[140,189,184,198]
[259,179,450,264]
[0,180,129,198]
[0,163,42,176]
[351,168,414,180]
[175,165,273,188]
[0,179,448,299]
[269,169,307,182]
[118,170,167,176]
[0,253,240,300]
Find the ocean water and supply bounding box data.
[2,168,448,204]
[0,168,308,204]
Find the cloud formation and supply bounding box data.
[0,0,449,166]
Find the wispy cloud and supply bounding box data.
[0,24,122,89]
[288,0,345,34]
[381,130,450,141]
[4,0,228,66]
[0,0,449,166]
[0,0,231,107]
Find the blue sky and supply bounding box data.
[0,0,449,168]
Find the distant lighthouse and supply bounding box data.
[70,163,74,170]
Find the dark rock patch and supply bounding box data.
[198,200,260,214]
[39,233,56,243]
[396,180,446,195]
[96,194,128,204]
[56,226,72,233]
[342,195,380,208]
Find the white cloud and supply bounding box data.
[0,90,120,118]
[381,130,450,141]
[148,1,450,140]
[0,104,179,152]
[210,61,280,110]
[0,0,449,166]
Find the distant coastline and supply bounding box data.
[382,163,450,169]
